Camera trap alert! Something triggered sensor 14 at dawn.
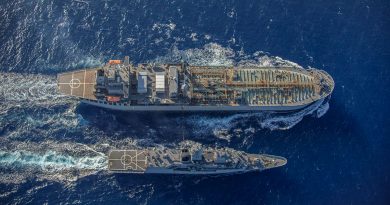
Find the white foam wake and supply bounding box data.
[0,72,72,106]
[186,99,329,139]
[188,103,323,132]
[187,100,329,133]
[151,43,235,66]
[0,140,113,183]
[0,150,106,171]
[150,43,306,69]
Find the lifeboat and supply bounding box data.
[108,60,121,64]
[107,96,121,102]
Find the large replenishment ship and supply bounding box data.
[57,56,334,111]
[108,143,287,175]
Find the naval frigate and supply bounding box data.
[57,56,334,112]
[108,143,286,175]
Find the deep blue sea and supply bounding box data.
[0,0,389,204]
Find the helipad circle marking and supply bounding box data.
[121,154,134,166]
[69,78,81,88]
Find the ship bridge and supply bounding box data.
[57,69,97,100]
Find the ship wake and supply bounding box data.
[0,72,74,109]
[0,141,108,184]
[185,99,329,141]
[0,150,106,171]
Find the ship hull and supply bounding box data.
[111,168,258,175]
[81,99,314,112]
[110,167,259,175]
[144,167,253,175]
[108,149,287,175]
[57,60,334,113]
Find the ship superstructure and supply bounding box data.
[108,143,286,175]
[57,56,334,111]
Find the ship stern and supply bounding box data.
[57,69,98,100]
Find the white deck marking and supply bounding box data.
[83,69,86,98]
[58,83,95,84]
[70,72,74,95]
[111,150,148,171]
[135,150,138,170]
[69,79,81,88]
[134,150,147,171]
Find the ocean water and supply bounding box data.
[0,0,389,204]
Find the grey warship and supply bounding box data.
[57,56,334,112]
[108,143,287,175]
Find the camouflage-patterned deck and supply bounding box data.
[57,69,97,100]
